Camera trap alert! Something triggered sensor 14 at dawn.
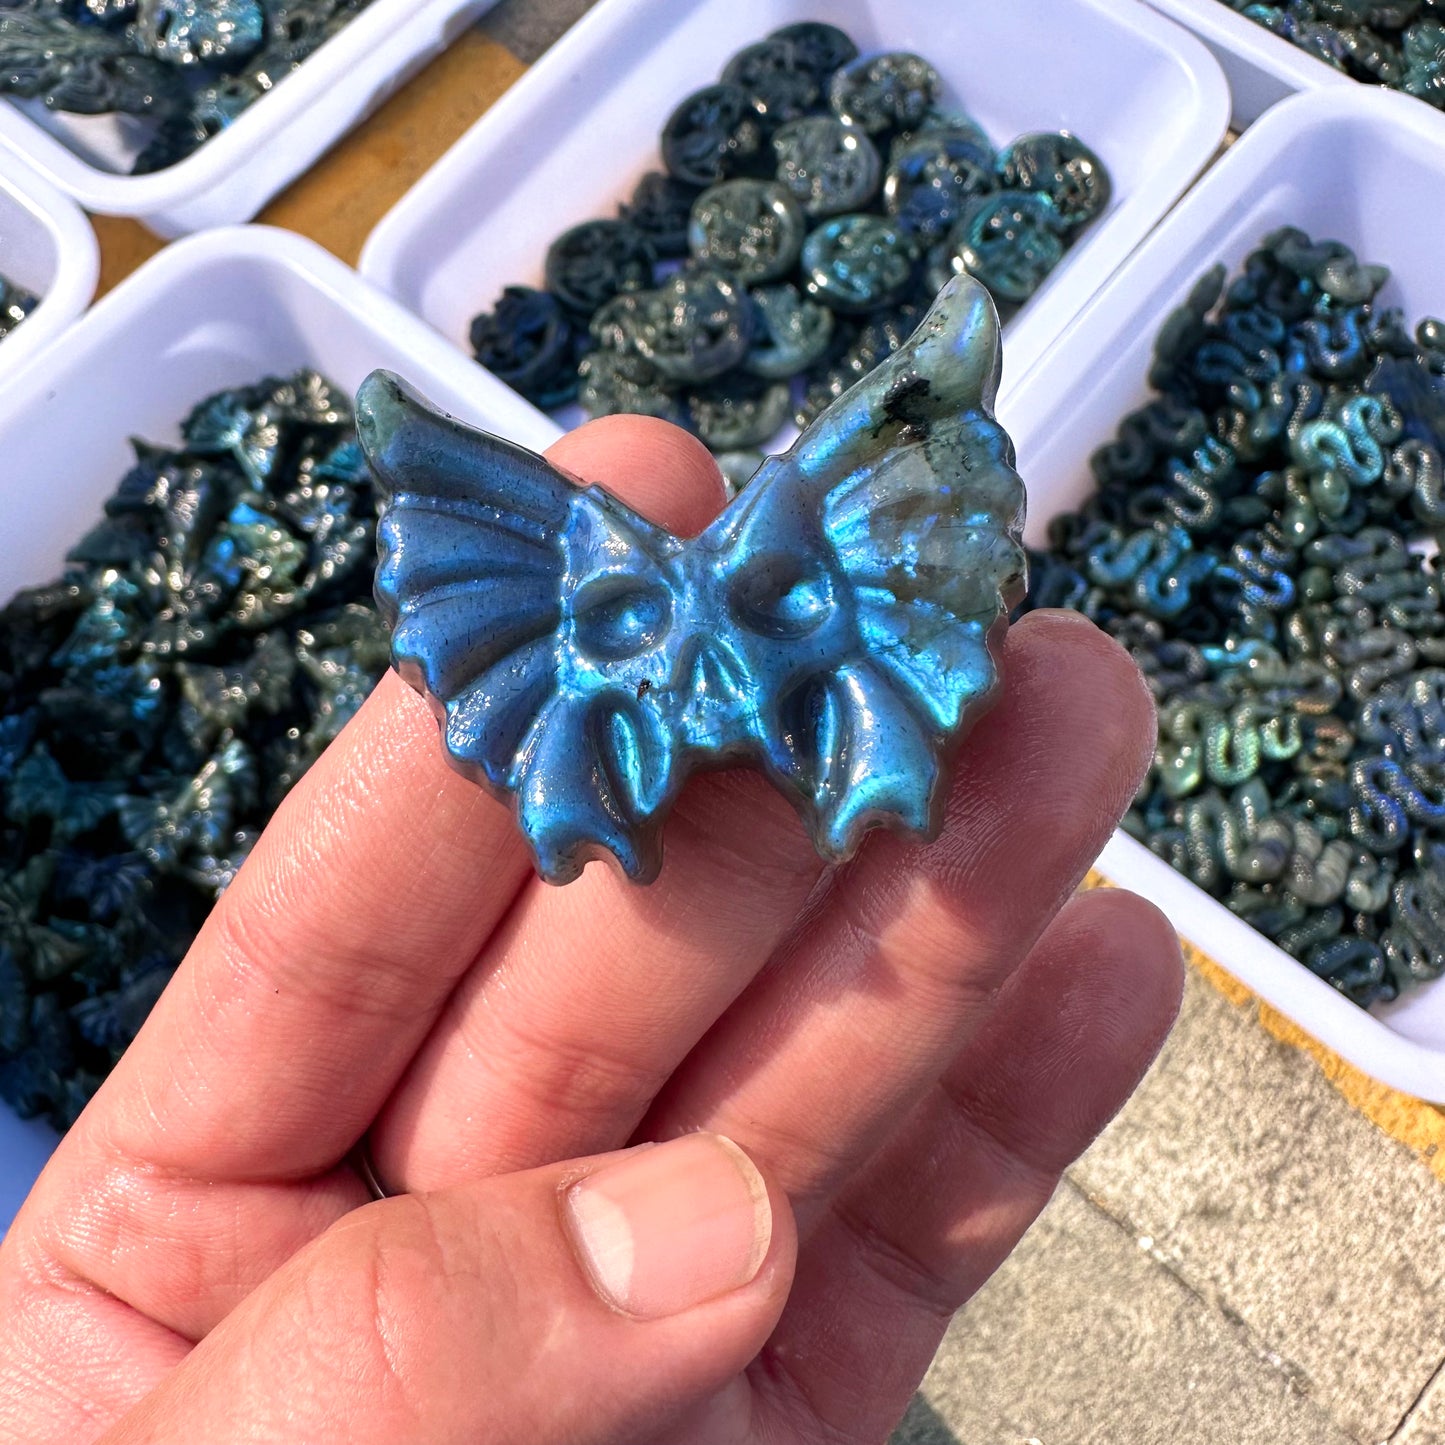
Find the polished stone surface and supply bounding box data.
[361,277,1024,883]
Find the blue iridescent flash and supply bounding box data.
[357,275,1026,885]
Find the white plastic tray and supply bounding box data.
[0,0,499,238]
[997,86,1445,1102]
[0,226,557,1234]
[0,154,97,382]
[360,0,1230,403]
[1147,0,1379,128]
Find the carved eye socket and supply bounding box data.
[572,577,672,660]
[729,553,834,639]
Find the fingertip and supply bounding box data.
[546,415,728,536]
[1007,608,1159,788]
[1058,887,1186,1047]
[932,883,1186,1184]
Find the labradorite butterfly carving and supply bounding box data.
[357,275,1026,885]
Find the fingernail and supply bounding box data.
[564,1133,772,1319]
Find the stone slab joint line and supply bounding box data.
[1062,1176,1324,1413]
[1388,1355,1445,1443]
[1084,872,1445,1182]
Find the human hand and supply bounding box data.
[0,417,1183,1445]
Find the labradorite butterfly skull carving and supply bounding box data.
[357,276,1026,884]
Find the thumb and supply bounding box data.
[100,1134,795,1445]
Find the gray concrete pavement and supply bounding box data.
[901,967,1445,1445]
[908,1183,1357,1445]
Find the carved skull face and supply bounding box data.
[557,479,856,770]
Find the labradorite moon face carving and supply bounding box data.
[358,275,1026,885]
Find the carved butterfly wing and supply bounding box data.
[358,373,677,883]
[706,275,1027,856]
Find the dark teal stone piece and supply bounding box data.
[688,178,806,283]
[661,82,766,186]
[544,219,657,318]
[828,51,940,135]
[628,268,754,385]
[801,213,913,313]
[766,21,858,76]
[997,131,1112,233]
[902,107,994,148]
[578,297,680,420]
[743,282,834,379]
[948,190,1065,305]
[618,171,701,259]
[771,115,881,217]
[469,286,582,409]
[134,0,265,66]
[721,36,824,128]
[0,272,38,340]
[685,374,792,450]
[1404,17,1445,102]
[575,348,678,422]
[1225,0,1445,110]
[360,274,1025,884]
[885,127,998,244]
[1024,226,1445,1009]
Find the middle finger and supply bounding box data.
[641,611,1156,1224]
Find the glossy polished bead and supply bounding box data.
[619,171,701,259]
[771,115,881,217]
[884,127,998,244]
[801,214,913,313]
[544,220,657,317]
[0,273,38,340]
[577,347,678,422]
[766,20,859,76]
[688,178,806,283]
[744,282,834,379]
[721,36,823,128]
[360,274,1024,884]
[948,190,1064,305]
[469,286,581,408]
[997,131,1112,233]
[828,51,939,135]
[630,268,754,384]
[135,0,265,66]
[661,82,766,186]
[686,374,792,449]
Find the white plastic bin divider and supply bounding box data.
[0,0,500,237]
[997,85,1445,1101]
[360,0,1230,416]
[0,154,98,382]
[0,225,560,1235]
